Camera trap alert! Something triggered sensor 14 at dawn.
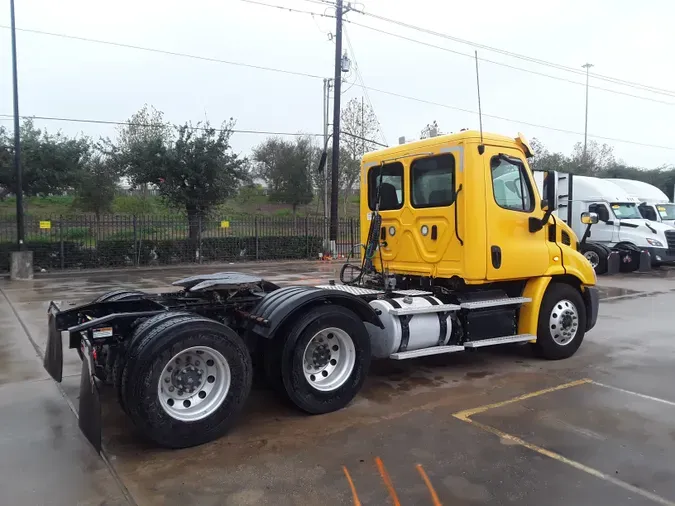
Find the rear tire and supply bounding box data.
[121,315,252,448]
[114,311,192,414]
[534,283,586,360]
[265,305,371,415]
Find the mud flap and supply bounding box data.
[607,251,620,275]
[79,342,102,454]
[43,310,63,383]
[638,250,652,272]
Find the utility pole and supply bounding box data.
[582,62,594,168]
[322,78,331,222]
[329,0,346,253]
[10,0,24,250]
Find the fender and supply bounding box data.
[249,286,384,339]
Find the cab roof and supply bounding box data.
[362,130,525,165]
[606,178,670,204]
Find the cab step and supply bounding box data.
[463,334,536,348]
[459,297,531,310]
[389,345,465,360]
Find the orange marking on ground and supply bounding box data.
[375,457,401,506]
[416,464,442,506]
[342,466,362,506]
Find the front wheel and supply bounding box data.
[581,243,608,275]
[534,283,586,360]
[121,315,252,448]
[265,305,371,414]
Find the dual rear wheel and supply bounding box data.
[114,305,369,448]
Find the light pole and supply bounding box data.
[582,62,594,168]
[10,0,24,250]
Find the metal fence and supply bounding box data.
[0,215,361,272]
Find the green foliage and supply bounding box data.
[72,157,119,217]
[62,227,91,240]
[0,119,91,198]
[112,195,162,215]
[253,136,315,214]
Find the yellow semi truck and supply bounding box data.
[43,129,599,450]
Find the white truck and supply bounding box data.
[534,172,675,272]
[606,178,675,227]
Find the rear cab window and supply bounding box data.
[410,154,455,208]
[368,162,404,211]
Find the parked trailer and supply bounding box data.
[44,131,599,451]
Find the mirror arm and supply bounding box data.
[579,223,593,247]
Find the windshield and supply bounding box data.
[610,203,642,220]
[657,203,675,220]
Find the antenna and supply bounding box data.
[474,50,485,155]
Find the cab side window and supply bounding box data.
[368,162,404,211]
[490,156,534,212]
[410,154,455,208]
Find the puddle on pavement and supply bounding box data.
[597,286,641,299]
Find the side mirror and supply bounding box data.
[543,170,558,212]
[581,212,598,225]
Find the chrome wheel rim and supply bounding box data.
[549,299,580,346]
[302,327,356,392]
[158,346,230,422]
[584,250,600,268]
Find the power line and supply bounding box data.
[3,21,673,151]
[346,19,675,107]
[0,25,325,81]
[239,0,334,17]
[0,113,387,146]
[343,26,388,145]
[351,9,675,99]
[342,85,675,151]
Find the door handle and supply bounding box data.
[431,225,438,240]
[491,246,502,269]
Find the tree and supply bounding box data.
[102,104,172,197]
[340,98,380,213]
[160,121,247,239]
[253,136,315,215]
[0,119,90,199]
[72,156,120,218]
[570,140,615,175]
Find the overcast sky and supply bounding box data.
[1,0,674,168]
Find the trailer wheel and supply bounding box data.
[581,243,608,275]
[534,283,586,360]
[92,290,146,303]
[122,315,252,448]
[265,305,371,415]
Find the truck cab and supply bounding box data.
[607,178,675,228]
[360,131,594,285]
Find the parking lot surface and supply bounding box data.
[2,261,675,505]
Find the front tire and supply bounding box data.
[534,283,586,360]
[265,305,371,415]
[121,315,252,448]
[581,243,608,275]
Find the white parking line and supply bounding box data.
[590,381,675,407]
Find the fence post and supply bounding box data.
[133,215,138,266]
[59,216,64,270]
[255,216,259,261]
[350,218,355,258]
[305,216,309,259]
[198,215,203,264]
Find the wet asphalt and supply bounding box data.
[1,261,675,505]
